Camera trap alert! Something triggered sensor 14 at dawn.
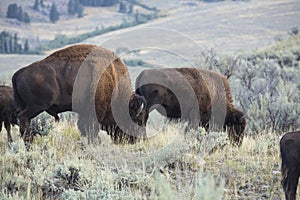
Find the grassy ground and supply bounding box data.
[0,118,295,199]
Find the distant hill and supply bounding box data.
[0,0,299,55]
[0,0,158,53]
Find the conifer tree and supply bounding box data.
[68,0,76,15]
[6,4,18,19]
[34,0,39,10]
[49,3,59,23]
[119,2,127,13]
[24,39,29,53]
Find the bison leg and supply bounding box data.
[46,110,60,122]
[17,106,42,147]
[4,121,12,143]
[19,116,34,149]
[283,169,299,200]
[0,119,2,133]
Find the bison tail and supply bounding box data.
[280,139,288,190]
[12,72,25,114]
[280,152,289,195]
[281,160,288,190]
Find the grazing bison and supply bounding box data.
[280,131,300,200]
[0,85,18,143]
[135,68,246,146]
[12,44,147,145]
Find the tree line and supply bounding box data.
[5,0,153,24]
[0,31,29,54]
[78,0,118,7]
[6,3,30,23]
[5,0,119,24]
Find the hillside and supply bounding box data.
[0,0,154,52]
[84,0,300,54]
[1,0,300,55]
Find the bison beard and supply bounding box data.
[12,44,146,146]
[0,85,18,143]
[280,131,300,200]
[135,68,246,147]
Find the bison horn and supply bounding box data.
[137,103,144,116]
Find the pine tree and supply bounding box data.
[68,0,84,18]
[49,3,59,23]
[128,3,133,14]
[8,34,13,53]
[68,0,76,15]
[34,0,39,10]
[16,6,23,22]
[13,33,18,53]
[6,4,30,23]
[135,9,139,22]
[77,3,84,18]
[6,3,18,19]
[24,39,29,53]
[119,2,127,13]
[23,12,30,23]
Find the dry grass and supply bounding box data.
[0,118,296,199]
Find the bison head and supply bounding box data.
[225,108,247,147]
[129,94,148,127]
[109,93,147,144]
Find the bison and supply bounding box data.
[0,85,18,143]
[12,44,147,145]
[135,68,246,146]
[280,131,300,200]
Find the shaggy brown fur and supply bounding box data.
[280,131,300,200]
[135,68,246,146]
[12,44,146,145]
[0,85,17,143]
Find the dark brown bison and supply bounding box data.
[135,68,246,146]
[12,44,147,145]
[280,131,300,200]
[0,85,18,143]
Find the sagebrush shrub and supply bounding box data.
[198,44,300,135]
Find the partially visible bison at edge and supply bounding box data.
[135,68,246,147]
[12,44,147,145]
[0,85,18,143]
[280,131,300,200]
